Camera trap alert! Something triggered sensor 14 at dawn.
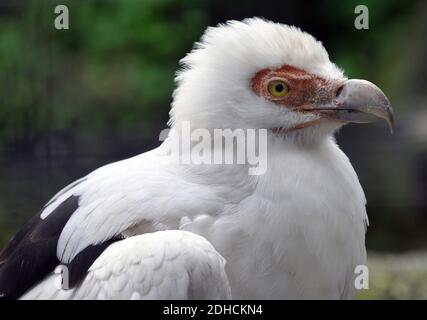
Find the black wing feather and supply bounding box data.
[0,194,119,299]
[0,195,79,299]
[67,238,121,288]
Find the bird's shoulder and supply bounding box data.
[0,145,223,299]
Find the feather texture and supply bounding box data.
[1,18,369,299]
[20,231,231,300]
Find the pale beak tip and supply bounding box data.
[383,103,395,134]
[388,112,395,134]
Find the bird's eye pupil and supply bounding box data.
[267,80,288,97]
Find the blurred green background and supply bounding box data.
[0,0,426,299]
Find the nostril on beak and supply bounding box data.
[335,85,344,98]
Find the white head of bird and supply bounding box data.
[169,18,393,146]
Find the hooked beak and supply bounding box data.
[306,79,394,133]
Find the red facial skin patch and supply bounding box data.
[251,65,343,109]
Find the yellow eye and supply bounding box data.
[267,79,289,98]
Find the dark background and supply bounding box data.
[0,0,426,298]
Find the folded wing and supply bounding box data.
[20,231,232,300]
[0,146,224,299]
